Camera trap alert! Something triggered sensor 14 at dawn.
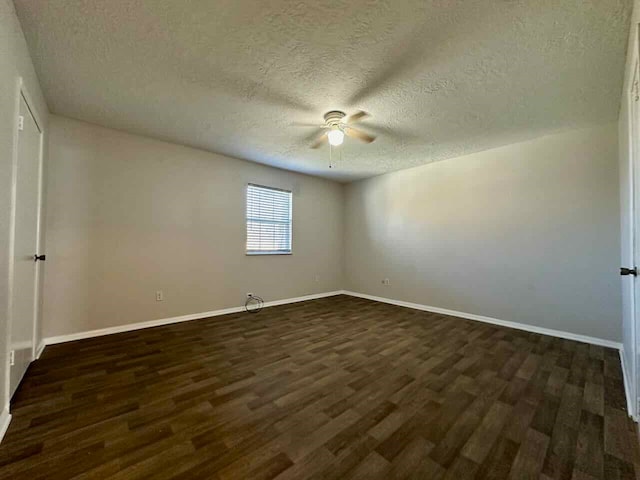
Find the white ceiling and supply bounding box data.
[14,0,631,182]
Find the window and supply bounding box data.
[246,184,292,255]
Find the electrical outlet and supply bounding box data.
[314,274,320,282]
[382,278,390,286]
[9,350,15,366]
[156,290,163,301]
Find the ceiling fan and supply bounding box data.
[305,110,377,149]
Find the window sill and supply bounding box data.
[246,252,292,256]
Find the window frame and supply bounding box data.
[245,183,293,256]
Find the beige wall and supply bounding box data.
[43,115,344,338]
[46,118,622,343]
[0,1,48,411]
[345,124,621,342]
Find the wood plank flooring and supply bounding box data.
[0,295,638,479]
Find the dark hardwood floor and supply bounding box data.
[0,295,638,479]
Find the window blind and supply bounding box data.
[246,184,292,255]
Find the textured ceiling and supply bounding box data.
[14,0,631,182]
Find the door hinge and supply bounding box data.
[9,350,15,366]
[17,115,24,131]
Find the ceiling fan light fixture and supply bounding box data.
[327,128,344,146]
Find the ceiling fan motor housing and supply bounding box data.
[324,110,346,127]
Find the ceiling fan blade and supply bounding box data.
[345,126,376,143]
[345,110,370,124]
[310,131,327,149]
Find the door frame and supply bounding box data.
[4,77,45,410]
[623,24,640,422]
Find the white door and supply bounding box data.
[633,60,640,420]
[622,31,640,421]
[9,93,43,398]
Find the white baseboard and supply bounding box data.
[620,348,636,421]
[44,291,344,346]
[0,407,11,445]
[342,290,622,350]
[45,288,622,349]
[35,341,45,360]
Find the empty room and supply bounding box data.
[2,0,640,478]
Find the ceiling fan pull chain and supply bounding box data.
[329,143,333,169]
